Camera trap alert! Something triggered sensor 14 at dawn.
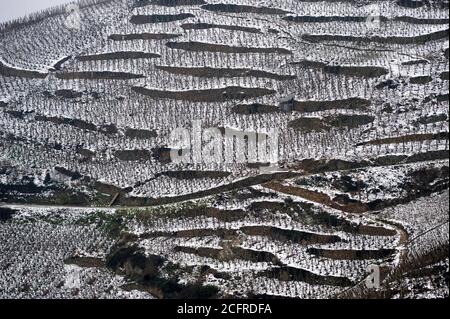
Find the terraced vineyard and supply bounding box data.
[0,0,448,299]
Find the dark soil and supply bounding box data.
[77,51,161,61]
[302,29,449,45]
[0,61,47,78]
[130,13,195,24]
[125,128,158,139]
[156,65,295,80]
[166,41,292,55]
[293,98,371,113]
[201,3,291,15]
[56,71,145,80]
[132,86,276,102]
[306,248,396,260]
[181,23,260,33]
[114,150,152,161]
[0,207,17,222]
[109,33,181,40]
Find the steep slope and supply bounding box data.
[0,0,448,299]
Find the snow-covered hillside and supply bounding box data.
[0,0,448,299]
